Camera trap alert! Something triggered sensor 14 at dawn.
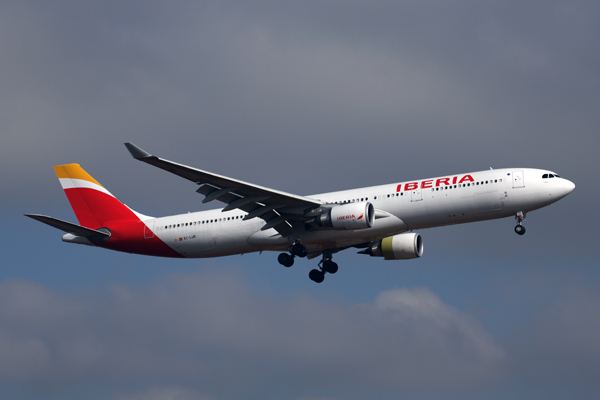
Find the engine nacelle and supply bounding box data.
[316,202,374,230]
[362,233,423,260]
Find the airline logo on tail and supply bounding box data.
[50,163,183,258]
[54,164,137,228]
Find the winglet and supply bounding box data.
[125,142,154,159]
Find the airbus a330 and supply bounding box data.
[26,143,575,282]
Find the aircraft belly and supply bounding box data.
[300,214,409,250]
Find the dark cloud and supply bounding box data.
[507,283,600,394]
[0,273,504,399]
[114,386,215,400]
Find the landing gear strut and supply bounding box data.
[514,211,526,235]
[309,251,338,283]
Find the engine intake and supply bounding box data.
[360,233,423,260]
[316,202,374,230]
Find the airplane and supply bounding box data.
[26,143,575,283]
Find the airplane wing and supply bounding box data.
[124,143,324,236]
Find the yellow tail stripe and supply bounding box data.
[53,164,103,187]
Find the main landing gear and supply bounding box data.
[277,244,338,283]
[514,211,526,235]
[277,241,308,268]
[309,252,338,284]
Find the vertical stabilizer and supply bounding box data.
[54,164,139,228]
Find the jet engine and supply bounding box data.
[360,233,423,260]
[315,202,374,230]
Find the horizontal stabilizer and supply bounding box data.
[24,214,111,242]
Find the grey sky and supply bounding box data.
[1,1,599,399]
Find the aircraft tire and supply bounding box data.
[514,225,526,235]
[292,243,308,258]
[309,269,325,283]
[323,260,338,274]
[278,253,294,267]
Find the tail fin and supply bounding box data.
[54,164,140,228]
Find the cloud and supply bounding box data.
[115,386,215,400]
[0,273,504,399]
[3,0,598,208]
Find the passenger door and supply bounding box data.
[512,170,525,188]
[411,187,423,202]
[144,220,155,239]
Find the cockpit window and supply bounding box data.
[543,173,561,178]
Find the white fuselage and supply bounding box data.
[144,168,574,258]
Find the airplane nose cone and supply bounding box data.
[563,179,575,196]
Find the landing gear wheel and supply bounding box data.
[309,269,325,283]
[291,243,308,258]
[323,260,338,274]
[278,253,294,267]
[514,225,526,235]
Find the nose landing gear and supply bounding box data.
[514,211,526,235]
